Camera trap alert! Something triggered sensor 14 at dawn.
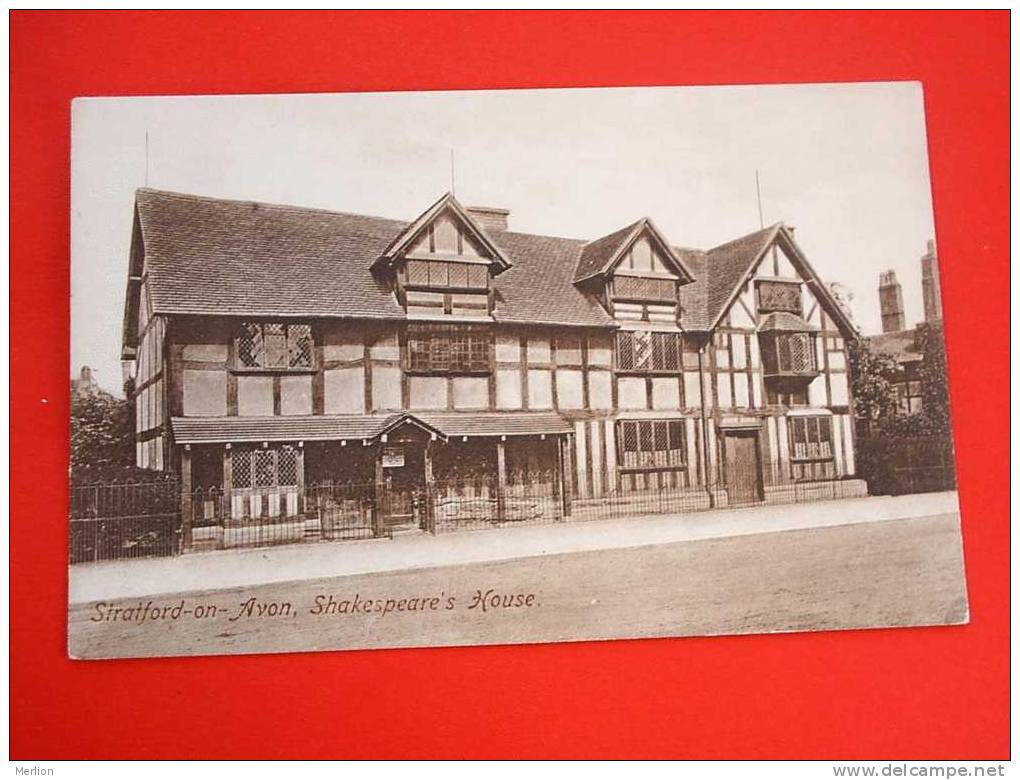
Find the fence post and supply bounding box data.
[495,438,508,523]
[556,435,571,518]
[424,482,436,534]
[180,446,193,552]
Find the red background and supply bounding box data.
[10,11,1009,759]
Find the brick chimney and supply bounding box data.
[879,270,906,333]
[920,239,942,323]
[466,206,510,233]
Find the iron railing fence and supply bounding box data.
[427,465,868,533]
[72,462,874,560]
[69,479,180,563]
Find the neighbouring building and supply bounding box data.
[122,188,866,541]
[868,241,941,416]
[71,365,104,399]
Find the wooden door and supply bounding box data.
[723,430,763,505]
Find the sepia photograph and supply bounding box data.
[67,82,966,660]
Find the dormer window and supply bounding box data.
[611,275,677,303]
[403,259,490,318]
[405,259,489,291]
[379,195,512,321]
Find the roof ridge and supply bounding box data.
[706,222,782,254]
[136,187,411,226]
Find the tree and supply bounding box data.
[915,321,952,436]
[70,390,136,477]
[845,336,900,434]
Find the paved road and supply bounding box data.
[69,513,968,659]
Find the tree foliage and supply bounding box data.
[846,337,899,429]
[70,390,137,479]
[915,321,952,435]
[847,322,952,440]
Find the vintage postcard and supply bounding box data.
[68,83,967,659]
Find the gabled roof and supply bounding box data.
[704,224,782,326]
[573,217,695,284]
[696,223,858,338]
[375,412,448,442]
[129,189,854,340]
[375,191,513,273]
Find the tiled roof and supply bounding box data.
[703,224,782,328]
[171,415,393,444]
[573,220,642,283]
[134,190,842,337]
[171,411,571,444]
[136,189,613,328]
[759,311,818,332]
[417,411,572,437]
[868,329,922,363]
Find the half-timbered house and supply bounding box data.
[123,189,867,546]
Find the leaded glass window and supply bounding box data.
[407,326,491,374]
[232,446,299,489]
[615,331,685,373]
[236,323,313,370]
[617,419,687,471]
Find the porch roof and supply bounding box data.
[171,411,572,445]
[417,411,573,438]
[171,415,394,444]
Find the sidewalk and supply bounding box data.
[69,491,960,604]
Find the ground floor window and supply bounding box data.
[788,416,836,481]
[617,419,687,472]
[231,445,300,489]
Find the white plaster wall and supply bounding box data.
[588,371,613,410]
[617,377,647,410]
[323,367,365,414]
[651,377,681,410]
[556,370,584,409]
[183,344,228,362]
[237,375,273,416]
[683,371,701,409]
[495,369,523,409]
[182,370,227,417]
[280,375,312,416]
[528,370,553,409]
[409,376,447,410]
[452,377,488,409]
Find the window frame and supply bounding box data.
[759,331,818,377]
[405,325,493,376]
[616,419,688,474]
[234,321,315,373]
[231,445,300,490]
[615,331,685,375]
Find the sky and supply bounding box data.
[71,82,937,396]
